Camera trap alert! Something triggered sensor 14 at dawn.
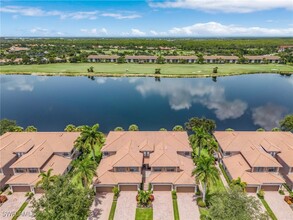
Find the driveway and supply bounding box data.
[18,194,43,220]
[265,191,293,220]
[153,191,174,220]
[89,193,114,220]
[0,192,27,220]
[177,193,199,220]
[114,191,137,220]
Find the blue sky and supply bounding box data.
[1,0,293,37]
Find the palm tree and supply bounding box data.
[230,177,247,192]
[137,190,153,207]
[25,126,37,132]
[64,124,76,132]
[73,159,97,187]
[36,169,57,190]
[192,156,219,203]
[206,138,218,155]
[74,124,104,162]
[192,126,211,158]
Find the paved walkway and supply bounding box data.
[216,163,229,188]
[177,193,200,220]
[18,194,43,220]
[153,192,174,220]
[89,193,113,220]
[265,191,293,220]
[0,192,27,220]
[114,191,136,220]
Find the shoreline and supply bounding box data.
[0,71,292,78]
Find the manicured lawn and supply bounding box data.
[1,63,292,77]
[135,208,153,220]
[172,199,180,220]
[12,201,28,220]
[108,200,117,220]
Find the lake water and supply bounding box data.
[1,74,292,132]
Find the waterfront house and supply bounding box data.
[88,55,120,63]
[164,56,198,63]
[244,55,281,63]
[0,132,80,193]
[204,56,239,64]
[214,131,293,192]
[125,55,158,63]
[94,131,196,193]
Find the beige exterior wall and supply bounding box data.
[0,156,18,189]
[276,154,291,175]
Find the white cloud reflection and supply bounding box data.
[252,103,287,130]
[135,79,248,120]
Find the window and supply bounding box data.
[224,152,231,156]
[16,152,24,157]
[268,167,276,172]
[103,152,109,157]
[166,167,175,172]
[254,167,264,172]
[129,167,138,172]
[143,152,150,157]
[28,168,38,173]
[63,152,70,157]
[116,167,126,172]
[184,152,190,156]
[153,167,162,172]
[15,168,26,173]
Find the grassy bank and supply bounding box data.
[1,63,292,78]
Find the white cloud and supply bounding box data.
[30,27,64,36]
[149,0,293,13]
[167,22,293,36]
[135,79,247,120]
[30,27,49,34]
[101,13,141,19]
[80,28,108,35]
[131,29,146,36]
[0,6,141,21]
[252,103,287,130]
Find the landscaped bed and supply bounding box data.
[135,208,153,220]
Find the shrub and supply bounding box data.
[172,190,177,200]
[279,189,285,195]
[213,67,218,73]
[257,189,265,199]
[128,124,139,131]
[7,191,12,195]
[112,186,120,199]
[197,198,206,207]
[172,125,184,131]
[159,128,167,131]
[196,189,202,196]
[114,127,124,131]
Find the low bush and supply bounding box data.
[112,186,120,200]
[196,189,202,196]
[197,198,206,207]
[7,190,12,195]
[279,189,285,195]
[172,190,177,200]
[257,189,265,199]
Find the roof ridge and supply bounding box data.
[102,132,127,151]
[169,132,190,149]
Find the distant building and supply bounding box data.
[278,45,293,52]
[164,56,198,63]
[244,55,280,63]
[204,56,239,64]
[8,46,30,53]
[125,55,157,63]
[88,55,120,63]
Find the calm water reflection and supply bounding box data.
[0,74,292,132]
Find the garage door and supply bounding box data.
[96,186,114,193]
[12,186,31,192]
[176,186,195,193]
[153,185,172,191]
[245,187,258,193]
[261,185,279,191]
[119,185,138,191]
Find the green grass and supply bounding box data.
[108,200,117,220]
[219,164,231,184]
[12,201,28,220]
[257,196,277,220]
[172,199,180,220]
[1,63,292,77]
[135,208,153,220]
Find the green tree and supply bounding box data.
[256,128,265,132]
[159,128,167,131]
[225,128,234,131]
[33,176,94,220]
[191,126,211,158]
[230,177,247,192]
[209,187,267,220]
[155,68,161,74]
[137,190,153,207]
[72,159,97,187]
[271,127,281,131]
[13,126,24,132]
[0,118,17,135]
[213,67,218,73]
[184,117,216,133]
[197,53,204,64]
[172,125,184,131]
[128,124,139,131]
[74,124,104,162]
[279,114,293,132]
[36,169,58,190]
[64,124,77,132]
[114,127,124,131]
[192,156,219,203]
[25,126,37,132]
